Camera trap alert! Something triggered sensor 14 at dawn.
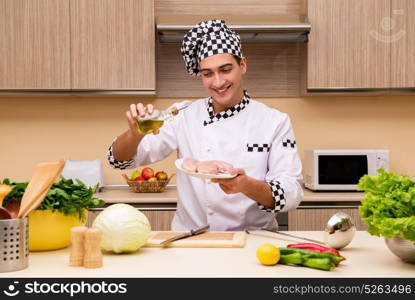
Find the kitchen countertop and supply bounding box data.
[3,231,414,278]
[95,185,364,204]
[95,185,178,204]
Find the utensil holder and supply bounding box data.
[0,218,29,272]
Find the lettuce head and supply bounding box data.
[357,169,415,241]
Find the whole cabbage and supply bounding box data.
[92,203,151,253]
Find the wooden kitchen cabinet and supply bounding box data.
[307,0,391,89]
[0,0,71,89]
[391,0,415,88]
[288,207,368,231]
[87,207,175,231]
[0,0,155,91]
[71,0,155,90]
[140,209,175,230]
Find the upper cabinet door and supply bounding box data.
[391,0,415,88]
[71,0,155,91]
[0,0,70,89]
[307,0,390,89]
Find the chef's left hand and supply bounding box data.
[211,168,248,194]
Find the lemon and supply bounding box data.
[0,184,12,203]
[256,243,280,266]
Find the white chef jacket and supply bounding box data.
[108,91,303,231]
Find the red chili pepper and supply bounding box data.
[287,243,344,257]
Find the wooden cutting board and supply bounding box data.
[143,231,246,248]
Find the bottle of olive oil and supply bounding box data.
[136,119,164,135]
[135,106,181,135]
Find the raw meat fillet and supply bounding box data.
[208,160,235,174]
[182,157,199,172]
[196,161,219,174]
[182,158,235,175]
[197,160,235,175]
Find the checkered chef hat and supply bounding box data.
[181,20,243,76]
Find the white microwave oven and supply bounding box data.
[304,149,389,191]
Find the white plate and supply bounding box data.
[175,159,237,179]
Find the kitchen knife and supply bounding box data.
[247,228,325,245]
[160,225,210,246]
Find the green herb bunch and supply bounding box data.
[357,168,415,241]
[1,177,105,221]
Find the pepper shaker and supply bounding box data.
[83,228,103,268]
[69,226,88,267]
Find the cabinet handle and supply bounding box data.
[88,207,176,211]
[137,207,177,211]
[298,205,359,209]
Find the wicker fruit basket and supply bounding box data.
[122,173,175,193]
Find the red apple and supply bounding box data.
[155,171,168,181]
[141,167,154,180]
[147,176,158,182]
[134,176,145,182]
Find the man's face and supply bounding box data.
[199,54,247,112]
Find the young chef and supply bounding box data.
[108,20,303,231]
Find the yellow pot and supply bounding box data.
[28,209,86,251]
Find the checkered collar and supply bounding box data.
[203,90,251,126]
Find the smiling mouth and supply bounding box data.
[213,85,231,94]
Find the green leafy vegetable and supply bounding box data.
[357,169,415,241]
[0,178,28,202]
[1,177,105,221]
[92,203,151,253]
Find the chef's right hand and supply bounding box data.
[126,103,159,136]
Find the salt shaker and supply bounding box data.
[69,226,88,267]
[83,228,103,268]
